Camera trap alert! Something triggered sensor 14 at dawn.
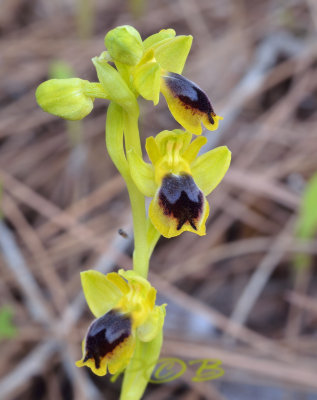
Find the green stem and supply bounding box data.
[106,104,162,400]
[106,102,152,278]
[123,112,149,278]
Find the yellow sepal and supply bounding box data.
[191,146,231,195]
[143,29,176,50]
[154,35,193,74]
[80,270,123,318]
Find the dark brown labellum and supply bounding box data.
[84,310,131,369]
[164,72,215,123]
[159,173,203,230]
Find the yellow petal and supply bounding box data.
[127,149,156,197]
[80,270,123,318]
[191,146,231,196]
[161,73,221,135]
[145,136,162,165]
[182,136,207,163]
[149,174,209,238]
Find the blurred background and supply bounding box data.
[1,0,317,399]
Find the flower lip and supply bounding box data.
[163,72,216,124]
[159,172,203,230]
[84,310,132,369]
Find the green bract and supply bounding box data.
[92,57,139,114]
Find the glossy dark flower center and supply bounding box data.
[159,173,203,230]
[84,310,131,369]
[164,72,215,124]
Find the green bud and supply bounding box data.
[36,78,94,120]
[105,25,143,66]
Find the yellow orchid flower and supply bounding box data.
[131,29,222,135]
[127,129,231,238]
[76,269,165,376]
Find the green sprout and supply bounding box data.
[294,172,317,269]
[0,307,17,340]
[36,25,231,400]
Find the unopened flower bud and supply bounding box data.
[105,25,143,66]
[35,78,94,121]
[35,78,94,120]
